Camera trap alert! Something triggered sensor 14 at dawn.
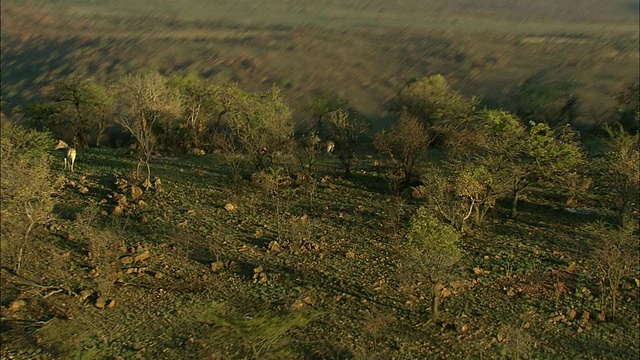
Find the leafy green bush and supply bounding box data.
[405,207,462,277]
[403,207,462,320]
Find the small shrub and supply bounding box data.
[403,207,462,320]
[0,119,56,274]
[589,221,638,320]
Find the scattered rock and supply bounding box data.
[77,186,89,194]
[224,203,236,211]
[305,242,320,252]
[441,287,452,298]
[190,147,205,155]
[125,267,148,274]
[345,251,356,259]
[459,324,469,333]
[211,261,226,272]
[114,193,127,207]
[106,299,116,308]
[267,241,281,253]
[302,296,313,305]
[95,297,106,309]
[134,250,150,262]
[254,272,268,284]
[253,266,267,284]
[581,311,590,322]
[566,308,577,319]
[473,267,483,275]
[8,299,26,312]
[130,186,143,200]
[79,290,93,302]
[112,205,124,216]
[138,200,147,207]
[522,322,531,329]
[290,299,306,312]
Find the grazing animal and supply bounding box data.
[325,141,335,155]
[54,140,76,173]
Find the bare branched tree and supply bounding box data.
[115,72,181,188]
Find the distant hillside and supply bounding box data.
[1,0,638,127]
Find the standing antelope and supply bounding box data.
[325,140,335,155]
[54,140,76,173]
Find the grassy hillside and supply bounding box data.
[1,0,638,125]
[1,2,639,357]
[1,147,638,358]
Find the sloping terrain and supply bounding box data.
[1,148,638,358]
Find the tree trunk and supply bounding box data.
[95,126,105,147]
[432,283,441,322]
[511,181,525,218]
[511,192,520,218]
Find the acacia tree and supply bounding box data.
[594,124,639,227]
[225,85,294,170]
[327,108,369,177]
[395,74,477,137]
[418,160,497,230]
[612,82,639,133]
[306,91,348,138]
[513,75,579,127]
[168,74,219,150]
[402,207,462,321]
[508,122,585,217]
[374,112,433,182]
[12,102,62,133]
[115,72,181,188]
[212,82,246,131]
[46,76,114,146]
[442,110,585,220]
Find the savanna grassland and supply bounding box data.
[1,141,637,359]
[1,1,639,359]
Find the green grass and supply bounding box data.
[1,147,638,358]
